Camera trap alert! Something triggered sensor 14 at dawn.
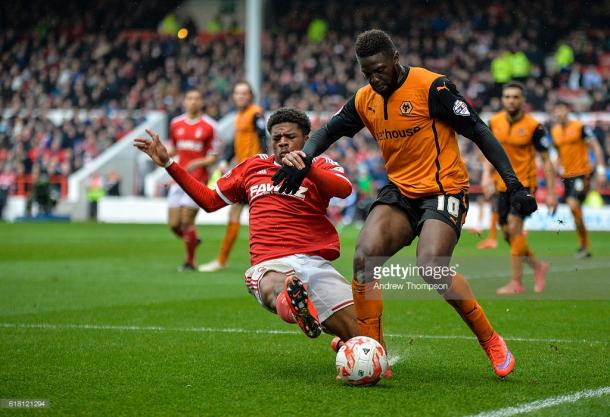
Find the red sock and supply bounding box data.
[182,225,200,266]
[275,291,296,323]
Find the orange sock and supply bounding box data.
[351,279,385,347]
[488,211,498,241]
[444,273,494,342]
[218,221,240,266]
[572,206,589,249]
[510,233,529,257]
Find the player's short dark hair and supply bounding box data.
[355,29,397,59]
[233,80,254,96]
[555,100,570,109]
[184,88,202,97]
[502,82,525,94]
[266,108,311,135]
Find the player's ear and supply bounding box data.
[393,50,399,64]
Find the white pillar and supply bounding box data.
[245,0,262,101]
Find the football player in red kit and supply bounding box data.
[135,108,359,343]
[167,89,218,271]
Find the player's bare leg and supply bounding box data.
[323,304,358,342]
[567,197,591,258]
[199,204,243,272]
[168,207,183,238]
[258,270,322,338]
[353,204,415,360]
[477,200,499,250]
[417,218,514,378]
[497,214,547,294]
[178,207,200,271]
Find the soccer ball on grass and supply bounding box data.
[335,336,388,386]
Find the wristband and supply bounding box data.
[596,165,605,176]
[164,158,174,169]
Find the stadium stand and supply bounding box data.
[1,0,608,217]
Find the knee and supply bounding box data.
[416,247,451,286]
[506,222,521,238]
[180,219,193,231]
[169,223,182,235]
[353,241,383,281]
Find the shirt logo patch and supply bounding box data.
[400,101,413,116]
[177,128,185,136]
[452,100,470,116]
[518,127,526,136]
[195,128,203,138]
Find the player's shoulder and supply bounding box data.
[312,154,343,168]
[248,104,264,115]
[411,66,446,83]
[522,112,543,129]
[200,113,218,128]
[223,154,272,179]
[170,114,187,126]
[489,111,506,124]
[355,84,375,103]
[570,119,584,130]
[241,153,275,169]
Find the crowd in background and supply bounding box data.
[0,0,609,218]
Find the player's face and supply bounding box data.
[501,87,524,115]
[358,52,398,95]
[184,91,203,115]
[232,83,252,110]
[554,105,569,123]
[270,122,307,162]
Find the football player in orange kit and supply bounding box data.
[273,30,538,378]
[551,102,606,258]
[199,81,268,272]
[483,82,557,295]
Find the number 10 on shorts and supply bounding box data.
[437,195,460,218]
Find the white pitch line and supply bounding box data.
[0,323,608,345]
[464,386,610,417]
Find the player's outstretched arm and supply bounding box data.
[429,78,537,216]
[133,129,226,212]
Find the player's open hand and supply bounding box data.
[510,186,538,217]
[282,150,307,170]
[133,129,170,167]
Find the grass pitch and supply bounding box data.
[1,222,609,416]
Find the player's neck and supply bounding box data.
[506,110,523,123]
[186,112,202,122]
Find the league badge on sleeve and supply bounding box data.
[453,100,470,116]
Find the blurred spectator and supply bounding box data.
[25,164,57,216]
[0,163,14,219]
[106,169,122,196]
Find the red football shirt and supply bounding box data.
[169,113,218,183]
[215,154,350,265]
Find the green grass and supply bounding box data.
[1,222,609,417]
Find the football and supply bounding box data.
[335,336,388,386]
